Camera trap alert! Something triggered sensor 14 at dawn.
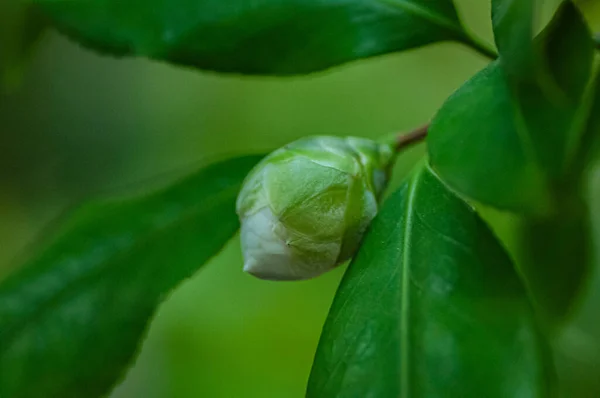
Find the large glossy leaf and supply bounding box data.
[34,0,470,75]
[307,163,554,398]
[428,2,594,213]
[0,155,261,398]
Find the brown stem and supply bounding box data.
[394,123,429,152]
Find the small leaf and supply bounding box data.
[517,203,591,326]
[307,163,554,398]
[491,0,536,77]
[577,69,600,170]
[429,1,594,213]
[34,0,468,75]
[0,155,261,398]
[0,1,46,88]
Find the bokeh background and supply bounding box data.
[1,1,600,397]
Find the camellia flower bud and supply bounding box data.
[236,136,394,281]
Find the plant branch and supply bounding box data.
[595,33,600,50]
[395,123,429,152]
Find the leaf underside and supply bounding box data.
[34,0,466,75]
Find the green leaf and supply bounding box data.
[577,69,600,170]
[307,163,554,398]
[0,1,46,88]
[428,1,594,213]
[34,0,469,75]
[0,155,261,398]
[517,71,600,326]
[517,203,591,326]
[491,0,536,77]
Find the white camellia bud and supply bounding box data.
[236,136,394,281]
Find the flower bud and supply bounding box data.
[236,136,394,281]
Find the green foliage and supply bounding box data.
[0,1,46,88]
[33,0,480,74]
[2,0,600,397]
[0,156,260,398]
[429,1,594,213]
[578,69,600,170]
[307,164,555,398]
[515,70,600,326]
[491,0,536,77]
[430,0,596,327]
[517,204,591,326]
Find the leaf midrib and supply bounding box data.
[377,0,464,36]
[0,184,239,354]
[399,165,422,398]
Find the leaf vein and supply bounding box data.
[399,166,422,398]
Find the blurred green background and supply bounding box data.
[1,1,600,397]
